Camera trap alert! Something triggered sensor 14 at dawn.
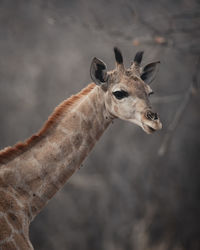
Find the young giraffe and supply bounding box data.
[0,47,162,249]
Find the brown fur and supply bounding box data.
[0,83,95,165]
[13,233,31,250]
[0,216,12,241]
[7,212,23,231]
[1,240,17,250]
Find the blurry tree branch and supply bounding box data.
[152,93,183,104]
[132,8,200,54]
[158,56,200,156]
[68,174,106,191]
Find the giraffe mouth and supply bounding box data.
[147,125,156,132]
[142,123,157,134]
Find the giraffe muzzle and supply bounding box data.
[141,110,162,134]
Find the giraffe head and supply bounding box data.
[90,47,162,134]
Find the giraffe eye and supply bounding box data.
[112,90,129,100]
[148,91,154,97]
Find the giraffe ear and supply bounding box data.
[140,61,160,84]
[90,57,108,86]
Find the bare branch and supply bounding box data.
[158,56,200,156]
[152,93,183,104]
[68,174,106,191]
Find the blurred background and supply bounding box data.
[0,0,200,249]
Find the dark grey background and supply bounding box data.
[0,0,200,249]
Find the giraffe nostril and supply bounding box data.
[146,110,153,120]
[154,113,158,120]
[145,111,158,121]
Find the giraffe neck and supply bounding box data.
[1,84,113,220]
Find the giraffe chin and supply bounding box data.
[142,122,162,134]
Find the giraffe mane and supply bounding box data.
[0,83,96,165]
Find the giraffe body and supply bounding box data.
[0,48,162,249]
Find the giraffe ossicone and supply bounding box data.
[0,47,162,249]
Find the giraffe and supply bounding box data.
[0,47,162,249]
